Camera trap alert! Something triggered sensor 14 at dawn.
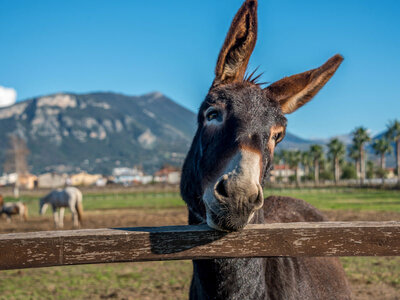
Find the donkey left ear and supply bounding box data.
[264,54,344,114]
[212,0,258,87]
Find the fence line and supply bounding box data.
[1,221,399,270]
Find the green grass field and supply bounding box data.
[1,187,399,299]
[3,191,185,217]
[4,188,400,217]
[2,258,398,300]
[0,261,193,300]
[265,188,400,212]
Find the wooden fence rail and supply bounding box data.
[1,221,400,270]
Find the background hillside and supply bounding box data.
[0,92,197,174]
[0,91,391,174]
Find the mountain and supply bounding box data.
[308,133,353,146]
[277,132,316,151]
[0,91,320,174]
[0,92,196,174]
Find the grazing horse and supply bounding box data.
[39,187,83,228]
[0,195,28,222]
[180,1,352,299]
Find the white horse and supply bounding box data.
[0,195,28,222]
[39,187,83,228]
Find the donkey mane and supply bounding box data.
[244,68,267,86]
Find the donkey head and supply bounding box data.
[180,0,343,231]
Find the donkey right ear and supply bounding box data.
[264,54,344,114]
[212,0,258,88]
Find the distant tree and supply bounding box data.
[372,138,392,184]
[341,162,357,180]
[372,138,392,169]
[309,145,324,185]
[352,127,371,184]
[301,151,313,179]
[3,135,30,197]
[386,120,400,184]
[274,150,287,182]
[280,150,290,165]
[320,167,334,181]
[366,160,375,180]
[348,144,361,179]
[273,150,283,165]
[327,138,345,184]
[286,150,302,186]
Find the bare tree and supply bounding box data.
[3,135,29,197]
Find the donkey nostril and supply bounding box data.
[249,192,260,204]
[215,179,229,198]
[250,189,264,209]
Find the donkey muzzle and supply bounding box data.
[204,148,264,231]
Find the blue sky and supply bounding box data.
[1,0,399,139]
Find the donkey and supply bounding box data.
[39,187,83,228]
[180,1,352,299]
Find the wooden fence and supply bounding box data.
[1,221,400,270]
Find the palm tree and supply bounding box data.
[386,120,400,183]
[286,150,302,186]
[372,138,393,170]
[309,144,324,185]
[327,138,345,184]
[366,160,375,179]
[273,150,283,166]
[348,144,361,179]
[301,151,313,179]
[352,127,371,184]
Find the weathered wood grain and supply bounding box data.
[1,222,399,270]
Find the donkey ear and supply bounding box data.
[212,0,258,87]
[264,54,344,114]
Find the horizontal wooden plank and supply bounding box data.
[1,221,400,270]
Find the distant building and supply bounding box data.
[112,167,151,185]
[69,172,103,186]
[154,165,181,184]
[270,164,296,183]
[140,175,154,185]
[18,173,38,189]
[95,177,108,187]
[38,173,67,188]
[386,168,396,179]
[112,167,143,177]
[0,173,18,186]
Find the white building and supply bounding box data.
[0,173,18,186]
[112,167,152,185]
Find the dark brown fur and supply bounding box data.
[263,196,351,299]
[180,0,351,299]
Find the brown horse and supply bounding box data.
[0,194,28,222]
[180,1,352,299]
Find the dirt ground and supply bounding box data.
[1,208,399,300]
[0,208,188,233]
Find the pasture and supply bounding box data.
[0,188,399,299]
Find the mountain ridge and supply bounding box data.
[0,91,197,174]
[0,91,352,174]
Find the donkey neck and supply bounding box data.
[190,210,267,300]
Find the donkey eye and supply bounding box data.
[273,132,283,143]
[206,110,220,121]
